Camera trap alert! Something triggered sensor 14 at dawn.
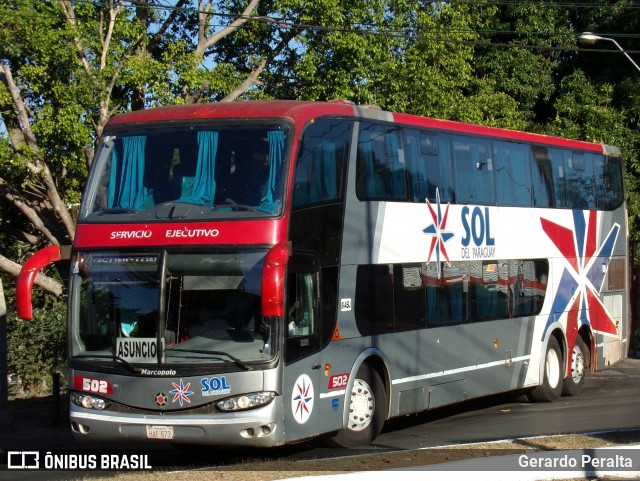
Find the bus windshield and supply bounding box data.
[81,123,290,220]
[68,250,275,367]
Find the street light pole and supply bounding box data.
[579,32,640,73]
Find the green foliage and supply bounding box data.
[3,0,640,391]
[7,299,67,394]
[475,2,573,119]
[543,70,640,236]
[0,0,91,206]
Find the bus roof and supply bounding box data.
[107,100,610,153]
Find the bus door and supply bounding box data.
[282,253,336,441]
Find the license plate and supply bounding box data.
[146,425,174,439]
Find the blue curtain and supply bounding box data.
[385,134,405,197]
[310,141,337,202]
[108,136,147,209]
[358,131,376,197]
[179,131,218,205]
[408,139,428,201]
[261,130,285,214]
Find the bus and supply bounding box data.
[16,100,628,448]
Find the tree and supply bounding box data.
[470,1,640,235]
[284,0,525,128]
[0,0,302,296]
[2,0,640,305]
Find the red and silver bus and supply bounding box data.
[17,100,628,447]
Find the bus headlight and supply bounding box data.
[216,392,276,412]
[71,392,111,411]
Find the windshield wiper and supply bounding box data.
[154,201,199,219]
[73,354,142,374]
[165,347,253,371]
[97,207,137,216]
[210,198,259,213]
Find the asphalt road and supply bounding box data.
[2,357,640,477]
[370,356,640,451]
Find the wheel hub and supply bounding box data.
[571,345,586,383]
[546,348,561,389]
[349,379,375,431]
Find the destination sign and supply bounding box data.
[116,337,162,363]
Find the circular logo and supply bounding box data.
[291,374,314,424]
[154,392,168,407]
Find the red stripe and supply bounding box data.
[585,210,598,263]
[392,112,604,152]
[107,101,604,153]
[74,219,287,249]
[586,288,618,336]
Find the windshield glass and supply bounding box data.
[81,124,290,220]
[69,250,274,367]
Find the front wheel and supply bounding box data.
[562,336,589,396]
[530,336,563,402]
[326,364,387,447]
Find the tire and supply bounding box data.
[530,336,563,402]
[562,336,589,396]
[326,364,387,448]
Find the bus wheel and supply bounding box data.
[562,336,589,396]
[327,364,387,448]
[530,336,563,402]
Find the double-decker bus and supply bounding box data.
[16,100,628,447]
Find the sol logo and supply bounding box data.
[461,206,495,247]
[291,374,314,424]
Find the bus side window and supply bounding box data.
[356,123,407,200]
[405,133,427,201]
[452,137,494,205]
[493,141,532,207]
[469,261,509,322]
[511,259,548,317]
[596,154,624,210]
[354,264,394,335]
[553,149,592,209]
[292,118,351,208]
[385,132,407,199]
[424,261,469,327]
[531,146,554,208]
[548,148,573,208]
[394,264,426,331]
[405,130,453,203]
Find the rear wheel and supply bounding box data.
[562,336,589,396]
[326,364,387,447]
[530,336,563,402]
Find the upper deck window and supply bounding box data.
[81,124,290,221]
[452,137,494,205]
[292,118,352,208]
[356,123,408,200]
[354,121,623,211]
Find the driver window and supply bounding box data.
[288,273,318,337]
[286,266,320,362]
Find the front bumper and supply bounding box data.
[70,396,285,447]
